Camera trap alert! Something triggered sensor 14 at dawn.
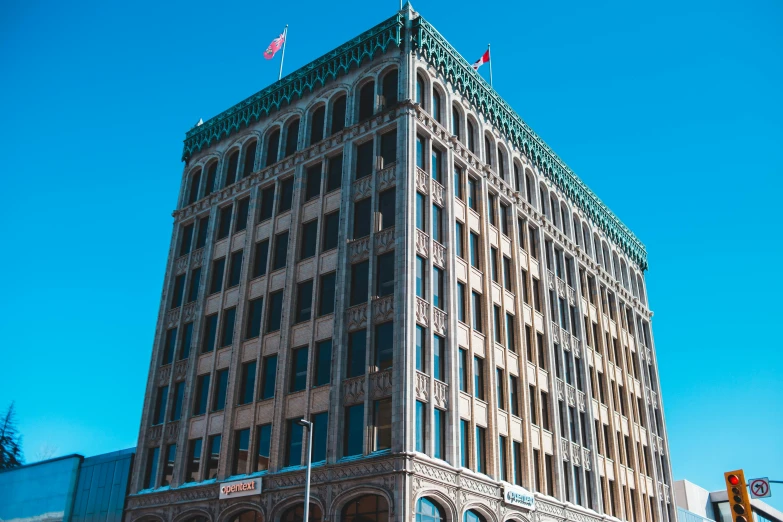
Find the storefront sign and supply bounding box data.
[219,478,262,499]
[503,484,535,511]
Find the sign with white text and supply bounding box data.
[219,478,262,499]
[503,484,536,511]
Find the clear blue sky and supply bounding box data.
[2,0,781,509]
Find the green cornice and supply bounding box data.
[412,16,648,270]
[181,13,404,162]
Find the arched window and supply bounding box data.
[524,171,533,205]
[330,95,347,135]
[497,149,506,181]
[225,150,239,187]
[265,129,280,167]
[416,74,425,105]
[467,120,476,153]
[464,510,485,522]
[573,217,581,246]
[341,495,389,522]
[243,140,257,178]
[583,225,592,257]
[550,195,559,228]
[382,69,398,108]
[187,169,201,205]
[358,81,375,122]
[204,161,218,197]
[637,275,646,304]
[452,105,461,139]
[432,89,442,123]
[310,106,325,145]
[560,203,569,236]
[282,504,321,522]
[484,136,492,166]
[285,118,300,158]
[229,511,262,522]
[415,498,446,522]
[513,162,520,191]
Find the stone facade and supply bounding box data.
[126,5,675,522]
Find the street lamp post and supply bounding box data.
[297,418,313,522]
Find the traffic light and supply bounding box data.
[724,470,754,522]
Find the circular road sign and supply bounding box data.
[749,478,771,499]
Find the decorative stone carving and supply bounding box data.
[431,180,444,207]
[159,365,172,385]
[415,229,429,258]
[573,337,581,358]
[568,286,576,306]
[372,295,394,324]
[556,379,565,402]
[166,308,180,327]
[547,269,556,291]
[378,163,396,190]
[369,369,392,399]
[174,360,188,380]
[353,176,372,200]
[416,167,428,194]
[183,301,197,322]
[432,308,447,336]
[343,376,365,404]
[375,226,395,254]
[566,384,576,407]
[346,303,368,331]
[433,380,448,408]
[432,241,445,268]
[583,448,592,471]
[415,297,428,327]
[658,436,665,455]
[562,331,570,351]
[551,323,560,344]
[557,278,566,299]
[175,255,189,275]
[412,460,457,484]
[192,248,204,268]
[561,438,570,460]
[415,371,428,402]
[349,236,371,262]
[571,443,580,467]
[164,421,179,443]
[577,390,586,412]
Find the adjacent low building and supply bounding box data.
[674,479,783,522]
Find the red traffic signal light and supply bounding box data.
[724,470,753,522]
[729,474,741,486]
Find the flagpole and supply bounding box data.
[278,25,289,81]
[488,44,493,88]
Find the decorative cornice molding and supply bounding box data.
[412,16,648,270]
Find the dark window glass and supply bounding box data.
[318,272,336,316]
[314,339,332,386]
[468,177,478,211]
[289,346,309,392]
[225,150,239,187]
[375,322,393,370]
[218,205,233,239]
[196,216,209,249]
[252,240,269,278]
[347,329,367,378]
[353,198,371,238]
[454,166,463,199]
[356,140,374,179]
[187,267,201,303]
[506,313,516,352]
[376,252,394,297]
[312,411,329,462]
[260,355,277,400]
[433,266,444,310]
[322,211,339,251]
[472,291,483,333]
[455,222,464,258]
[358,82,375,121]
[267,290,283,333]
[171,274,186,309]
[212,369,228,411]
[228,250,244,288]
[373,399,392,451]
[178,322,192,360]
[380,129,397,166]
[415,325,425,372]
[460,420,469,468]
[493,305,502,344]
[265,130,280,167]
[468,120,476,152]
[331,95,346,134]
[285,119,299,157]
[246,297,263,339]
[327,154,343,192]
[498,436,506,481]
[305,163,321,201]
[243,141,257,178]
[220,307,236,348]
[378,188,395,229]
[210,258,225,294]
[496,368,505,409]
[490,247,499,282]
[416,75,424,104]
[206,435,221,479]
[205,162,218,197]
[487,194,497,226]
[344,404,364,456]
[162,328,177,365]
[452,106,461,138]
[295,280,313,323]
[260,186,275,221]
[171,381,184,421]
[350,261,369,306]
[153,385,168,425]
[186,439,202,482]
[459,348,468,392]
[473,356,484,400]
[272,231,289,270]
[533,278,542,312]
[193,374,210,415]
[432,90,442,123]
[431,148,442,183]
[433,334,444,380]
[235,197,250,232]
[415,256,426,298]
[457,282,466,322]
[503,257,512,291]
[300,220,318,260]
[382,69,398,107]
[239,361,256,405]
[144,447,159,489]
[279,178,294,213]
[202,314,218,353]
[415,401,425,452]
[416,134,425,169]
[180,224,194,256]
[469,232,480,268]
[475,426,486,474]
[500,203,509,235]
[513,441,523,485]
[158,447,175,489]
[310,106,325,145]
[416,193,426,230]
[256,424,271,471]
[232,429,250,475]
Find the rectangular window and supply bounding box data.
[286,419,304,467]
[171,381,184,421]
[209,258,225,294]
[206,435,221,479]
[327,154,343,192]
[232,429,250,475]
[415,193,426,231]
[459,348,468,392]
[212,369,228,412]
[228,250,244,288]
[378,188,396,229]
[217,205,232,239]
[235,197,250,233]
[541,391,551,430]
[202,314,218,353]
[347,330,367,378]
[312,412,328,462]
[350,261,369,305]
[490,247,499,282]
[318,272,336,316]
[434,408,445,460]
[513,441,523,486]
[506,313,515,352]
[245,297,263,339]
[457,282,466,323]
[239,361,256,405]
[322,211,339,251]
[256,424,271,471]
[415,400,425,453]
[454,166,463,200]
[503,257,512,291]
[162,328,177,366]
[460,419,469,468]
[532,278,542,312]
[529,385,538,425]
[431,148,442,183]
[493,305,502,344]
[144,447,159,489]
[266,290,283,333]
[431,204,442,243]
[415,256,426,299]
[375,322,394,370]
[529,228,539,259]
[498,435,507,482]
[196,216,209,249]
[259,186,275,221]
[300,220,318,260]
[472,291,483,333]
[496,368,505,409]
[220,307,236,348]
[475,426,486,474]
[509,375,519,416]
[289,346,308,392]
[468,177,478,211]
[272,231,289,271]
[373,399,392,451]
[433,334,444,381]
[171,274,186,309]
[344,404,364,456]
[260,355,277,400]
[180,224,194,256]
[278,178,294,213]
[376,252,394,297]
[520,269,529,304]
[295,280,313,323]
[433,266,444,310]
[499,203,509,235]
[416,135,425,169]
[305,163,321,201]
[469,232,480,268]
[187,268,201,303]
[380,129,397,166]
[537,333,546,369]
[353,198,371,238]
[252,240,269,278]
[313,339,332,386]
[193,374,210,415]
[487,194,497,226]
[186,439,202,482]
[356,140,374,180]
[473,356,484,400]
[415,325,426,373]
[455,221,464,258]
[153,385,168,425]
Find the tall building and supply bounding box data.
[126,5,675,522]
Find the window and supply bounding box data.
[433,266,444,310]
[469,232,480,268]
[487,194,497,226]
[415,256,426,298]
[541,391,551,430]
[180,224,194,256]
[472,291,483,332]
[378,188,395,229]
[347,330,366,378]
[171,274,186,309]
[252,240,269,278]
[529,385,538,425]
[310,106,325,144]
[358,82,375,121]
[458,348,468,392]
[266,290,283,333]
[322,211,339,251]
[202,314,217,353]
[193,374,210,415]
[431,148,442,183]
[187,268,201,303]
[416,74,424,105]
[331,95,346,134]
[144,447,159,489]
[212,369,228,411]
[245,297,263,339]
[225,150,239,187]
[415,326,426,372]
[195,216,209,249]
[279,178,294,213]
[272,231,289,270]
[187,171,201,206]
[353,198,371,238]
[467,120,476,152]
[318,272,336,316]
[295,280,313,323]
[416,135,425,169]
[506,313,515,352]
[415,400,425,452]
[509,375,519,416]
[375,322,394,370]
[455,222,465,258]
[520,269,529,304]
[228,250,243,288]
[484,137,493,166]
[162,328,177,366]
[220,307,236,348]
[503,257,512,291]
[468,177,478,211]
[284,119,300,157]
[473,356,484,400]
[431,204,442,243]
[312,412,328,462]
[457,282,466,323]
[259,186,275,222]
[232,429,249,475]
[382,69,398,107]
[204,162,218,197]
[460,419,469,468]
[433,334,444,380]
[313,340,332,386]
[171,381,184,421]
[490,247,499,283]
[498,435,507,481]
[153,385,168,425]
[350,261,369,305]
[373,398,392,451]
[260,355,277,400]
[289,346,308,392]
[186,439,202,482]
[218,205,232,239]
[327,153,343,192]
[235,197,250,233]
[475,426,486,474]
[496,368,505,409]
[239,361,256,405]
[305,163,321,201]
[265,132,281,167]
[178,322,193,360]
[376,252,394,297]
[532,278,542,312]
[454,166,463,199]
[286,419,303,467]
[356,140,374,179]
[432,90,441,123]
[380,128,397,166]
[452,106,462,139]
[433,408,445,460]
[344,404,364,456]
[513,441,523,486]
[209,258,225,294]
[416,193,426,230]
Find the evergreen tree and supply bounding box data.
[0,402,24,469]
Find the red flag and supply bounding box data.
[264,32,286,60]
[471,49,490,71]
